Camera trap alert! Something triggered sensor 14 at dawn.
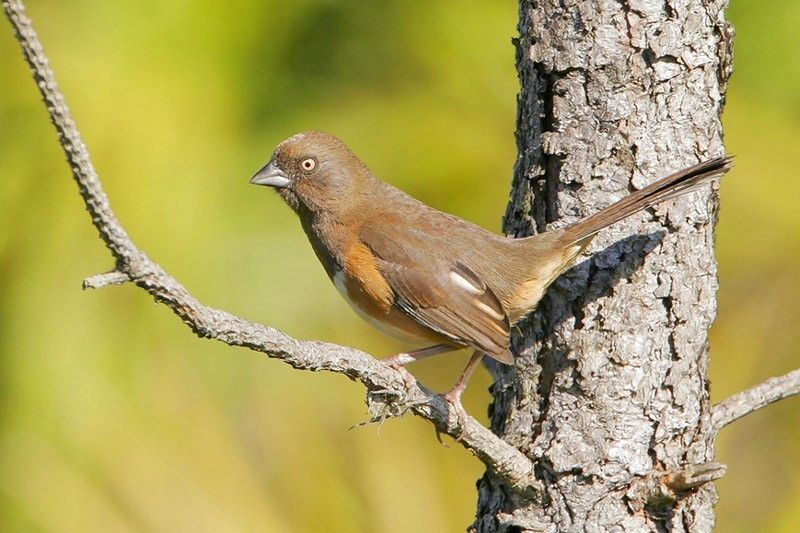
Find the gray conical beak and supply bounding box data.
[250,160,291,188]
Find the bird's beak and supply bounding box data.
[250,160,291,188]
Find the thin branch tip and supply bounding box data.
[713,368,800,431]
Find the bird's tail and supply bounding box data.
[559,156,733,246]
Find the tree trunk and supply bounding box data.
[475,1,733,531]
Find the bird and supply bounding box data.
[250,131,731,412]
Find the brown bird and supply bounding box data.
[250,131,731,411]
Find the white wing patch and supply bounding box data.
[449,270,483,294]
[476,300,506,322]
[449,261,508,326]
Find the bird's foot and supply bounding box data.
[443,385,470,442]
[382,361,418,393]
[438,350,483,441]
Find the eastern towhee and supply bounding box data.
[250,131,731,410]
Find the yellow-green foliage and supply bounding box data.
[0,1,797,531]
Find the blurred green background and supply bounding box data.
[0,0,797,531]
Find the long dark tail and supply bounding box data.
[560,156,733,245]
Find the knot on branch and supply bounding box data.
[363,371,429,427]
[365,389,417,423]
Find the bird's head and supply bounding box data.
[250,131,372,214]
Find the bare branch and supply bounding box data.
[2,0,539,495]
[712,368,800,431]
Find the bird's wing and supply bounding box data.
[359,224,513,364]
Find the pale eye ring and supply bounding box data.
[301,158,317,171]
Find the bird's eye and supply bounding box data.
[301,158,317,172]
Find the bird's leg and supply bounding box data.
[382,344,455,367]
[443,351,483,412]
[382,344,456,396]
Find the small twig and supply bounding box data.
[663,462,727,492]
[83,270,130,290]
[2,0,540,495]
[712,368,800,431]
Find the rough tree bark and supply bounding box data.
[475,1,734,531]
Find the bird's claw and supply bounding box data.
[391,364,419,392]
[443,389,470,442]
